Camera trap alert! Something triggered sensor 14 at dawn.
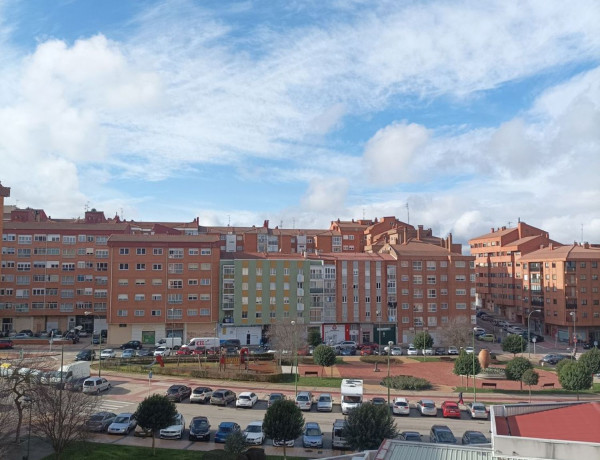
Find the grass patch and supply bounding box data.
[278,375,343,387]
[410,357,442,363]
[453,385,600,396]
[45,442,304,460]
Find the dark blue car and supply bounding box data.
[215,422,240,443]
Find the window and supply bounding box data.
[117,294,128,301]
[188,279,198,286]
[255,312,262,318]
[412,261,422,270]
[153,263,162,271]
[117,310,128,317]
[153,248,163,255]
[136,263,146,271]
[152,294,162,301]
[136,248,146,255]
[135,310,145,316]
[455,261,466,268]
[200,308,210,316]
[119,263,129,270]
[187,309,198,316]
[62,235,76,245]
[200,248,212,255]
[427,275,436,284]
[427,289,437,298]
[426,261,436,270]
[151,310,161,316]
[455,274,466,282]
[456,303,467,309]
[119,248,130,255]
[455,289,467,296]
[134,294,145,301]
[168,280,183,289]
[189,248,199,255]
[169,248,184,259]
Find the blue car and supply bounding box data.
[215,422,240,443]
[302,422,323,448]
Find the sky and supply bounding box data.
[0,0,599,247]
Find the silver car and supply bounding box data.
[466,402,489,419]
[416,399,437,416]
[107,412,137,435]
[317,393,333,412]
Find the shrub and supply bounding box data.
[382,375,432,390]
[360,356,397,364]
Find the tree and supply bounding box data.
[267,322,305,369]
[558,360,593,400]
[313,344,337,377]
[439,316,473,348]
[521,369,539,402]
[262,399,304,459]
[578,348,600,376]
[134,394,177,455]
[30,382,98,459]
[502,334,527,356]
[453,350,481,389]
[342,402,398,451]
[307,329,322,347]
[505,357,533,390]
[413,331,434,350]
[225,430,247,457]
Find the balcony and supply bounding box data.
[566,300,578,309]
[222,302,234,311]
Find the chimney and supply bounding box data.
[447,233,453,252]
[263,220,269,228]
[491,228,495,233]
[403,227,408,245]
[549,243,553,250]
[417,226,421,240]
[584,242,589,249]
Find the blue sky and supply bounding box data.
[1,0,599,245]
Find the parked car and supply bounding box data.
[273,438,295,447]
[390,346,403,356]
[441,401,461,418]
[210,389,236,406]
[416,399,437,416]
[160,413,185,439]
[340,347,355,356]
[0,339,14,349]
[176,346,192,355]
[462,430,489,445]
[120,340,142,350]
[268,392,285,408]
[19,329,34,337]
[473,327,486,335]
[423,347,434,356]
[434,347,446,356]
[153,346,171,357]
[121,349,135,358]
[430,425,457,444]
[75,349,95,361]
[371,397,387,406]
[82,377,111,394]
[317,393,333,412]
[477,333,496,342]
[215,422,240,443]
[134,425,153,438]
[392,397,410,416]
[466,402,489,419]
[86,411,117,432]
[295,391,313,411]
[407,346,418,356]
[166,384,192,402]
[539,354,570,366]
[302,422,323,448]
[65,376,88,392]
[236,391,258,408]
[447,346,459,355]
[136,349,153,357]
[398,431,422,442]
[464,346,475,354]
[107,412,137,435]
[13,333,30,339]
[100,349,116,359]
[360,346,377,356]
[188,416,211,442]
[244,421,265,445]
[190,386,213,404]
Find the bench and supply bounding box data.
[542,383,555,389]
[481,382,497,389]
[304,371,319,377]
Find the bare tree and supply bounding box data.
[0,375,18,458]
[439,316,473,348]
[266,322,306,370]
[30,382,98,459]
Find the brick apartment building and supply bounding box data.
[469,221,557,323]
[520,243,600,345]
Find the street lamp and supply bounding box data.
[570,312,577,357]
[291,320,298,398]
[387,341,394,406]
[527,309,541,358]
[472,327,477,403]
[84,311,102,377]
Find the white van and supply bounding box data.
[332,419,349,449]
[82,377,111,394]
[187,337,220,351]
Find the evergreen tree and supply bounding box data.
[501,334,527,356]
[558,360,593,401]
[505,357,533,390]
[313,344,337,377]
[262,399,304,459]
[521,369,539,402]
[342,402,398,451]
[133,394,177,455]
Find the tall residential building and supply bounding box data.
[520,243,600,345]
[0,183,10,306]
[469,222,557,323]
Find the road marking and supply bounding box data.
[97,399,135,412]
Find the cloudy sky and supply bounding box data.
[1,0,599,246]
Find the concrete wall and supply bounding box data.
[494,435,600,460]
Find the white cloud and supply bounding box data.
[363,122,429,184]
[301,178,349,213]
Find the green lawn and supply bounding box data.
[453,385,600,396]
[44,442,306,460]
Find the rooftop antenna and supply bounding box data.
[227,215,231,227]
[405,202,410,225]
[84,202,90,212]
[120,208,124,220]
[508,221,512,227]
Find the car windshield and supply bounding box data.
[270,394,282,401]
[437,431,454,442]
[343,395,361,403]
[246,425,262,433]
[395,401,408,407]
[306,428,321,436]
[192,419,208,428]
[114,416,129,424]
[90,414,104,422]
[83,380,95,386]
[405,433,420,441]
[220,426,232,433]
[297,395,308,401]
[468,433,487,443]
[168,387,180,394]
[239,395,250,400]
[194,388,207,394]
[423,402,434,408]
[319,396,331,402]
[472,404,485,410]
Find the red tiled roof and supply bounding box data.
[519,244,600,261]
[495,402,600,443]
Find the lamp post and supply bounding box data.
[570,311,577,357]
[387,341,393,406]
[527,309,541,358]
[291,320,298,398]
[23,395,33,460]
[472,327,477,403]
[85,311,102,377]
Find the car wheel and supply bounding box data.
[126,428,130,435]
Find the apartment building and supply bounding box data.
[107,234,221,345]
[0,183,9,290]
[520,243,600,345]
[469,221,557,323]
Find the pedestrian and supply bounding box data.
[458,391,464,406]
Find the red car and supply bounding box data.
[441,401,461,418]
[176,346,192,355]
[360,346,377,356]
[0,339,13,349]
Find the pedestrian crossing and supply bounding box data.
[96,398,135,413]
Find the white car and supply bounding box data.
[100,349,116,359]
[273,438,295,447]
[159,413,185,439]
[392,397,410,416]
[407,347,418,356]
[390,347,403,356]
[507,326,525,334]
[473,327,486,335]
[295,391,313,411]
[244,420,265,445]
[423,348,434,356]
[236,392,258,408]
[466,402,489,420]
[154,346,171,357]
[448,346,459,355]
[464,346,475,354]
[190,386,213,404]
[416,399,437,416]
[82,377,111,394]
